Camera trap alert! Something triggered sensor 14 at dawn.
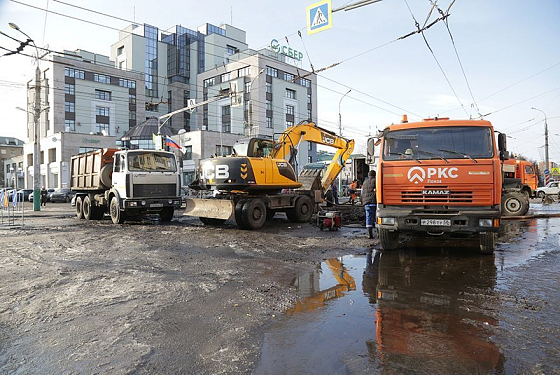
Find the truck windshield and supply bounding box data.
[128,152,177,172]
[383,126,493,161]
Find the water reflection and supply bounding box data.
[366,249,504,374]
[257,250,505,374]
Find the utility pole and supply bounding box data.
[10,22,43,211]
[532,107,549,175]
[338,89,351,194]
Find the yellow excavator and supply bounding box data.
[185,121,355,229]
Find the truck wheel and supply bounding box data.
[200,217,226,226]
[234,199,249,229]
[75,196,84,219]
[241,199,267,230]
[537,191,545,199]
[501,191,529,216]
[83,196,93,220]
[379,229,399,250]
[266,209,276,220]
[110,196,125,224]
[286,196,314,223]
[159,207,174,222]
[479,232,496,254]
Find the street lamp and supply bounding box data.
[248,68,266,137]
[10,22,42,211]
[532,107,549,174]
[337,89,352,193]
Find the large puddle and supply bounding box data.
[257,218,560,374]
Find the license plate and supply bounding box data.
[421,219,451,226]
[150,203,163,208]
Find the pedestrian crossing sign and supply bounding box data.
[307,0,332,35]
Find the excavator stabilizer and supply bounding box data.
[183,198,234,220]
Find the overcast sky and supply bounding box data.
[0,0,559,160]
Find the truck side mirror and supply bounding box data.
[366,138,375,164]
[498,133,507,152]
[500,150,510,161]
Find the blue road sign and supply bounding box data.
[307,0,332,35]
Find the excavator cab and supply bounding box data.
[233,138,274,158]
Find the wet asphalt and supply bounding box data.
[257,211,560,374]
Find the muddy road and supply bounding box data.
[1,204,559,374]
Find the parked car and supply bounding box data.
[535,181,560,198]
[49,188,75,203]
[29,188,55,202]
[16,189,34,202]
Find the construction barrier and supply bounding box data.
[0,189,25,227]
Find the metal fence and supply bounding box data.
[0,189,25,227]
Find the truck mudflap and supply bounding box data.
[184,198,234,220]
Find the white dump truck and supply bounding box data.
[71,148,182,224]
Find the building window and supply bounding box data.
[64,83,75,95]
[118,78,136,88]
[307,109,312,121]
[266,66,278,77]
[266,100,272,111]
[96,106,110,117]
[222,105,231,116]
[308,142,313,151]
[64,67,84,79]
[284,72,295,82]
[222,121,231,133]
[300,78,311,88]
[184,145,192,160]
[64,101,74,113]
[129,94,136,105]
[286,89,296,99]
[94,73,111,84]
[307,93,312,104]
[308,156,313,163]
[79,147,100,154]
[216,145,233,156]
[129,111,136,120]
[221,72,231,82]
[266,82,272,93]
[117,46,124,56]
[245,82,251,93]
[286,121,294,127]
[95,90,111,101]
[266,117,273,128]
[95,123,110,134]
[203,109,208,120]
[238,66,250,77]
[226,45,238,55]
[65,119,75,131]
[203,77,215,87]
[286,105,294,115]
[146,103,158,112]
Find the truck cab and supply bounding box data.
[372,118,506,254]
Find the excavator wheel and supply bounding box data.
[234,199,250,229]
[241,199,267,230]
[286,195,314,223]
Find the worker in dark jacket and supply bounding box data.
[361,170,377,239]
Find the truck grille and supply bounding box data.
[132,184,176,198]
[401,190,473,203]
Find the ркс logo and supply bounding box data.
[408,166,426,184]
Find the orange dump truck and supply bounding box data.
[371,117,508,254]
[502,158,538,197]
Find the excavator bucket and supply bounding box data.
[298,169,323,191]
[183,198,235,220]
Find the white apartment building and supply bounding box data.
[22,50,145,189]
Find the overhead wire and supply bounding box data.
[402,0,469,117]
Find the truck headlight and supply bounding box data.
[378,217,396,225]
[168,199,173,204]
[128,201,137,207]
[141,200,146,206]
[479,219,493,227]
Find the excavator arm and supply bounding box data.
[270,122,355,191]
